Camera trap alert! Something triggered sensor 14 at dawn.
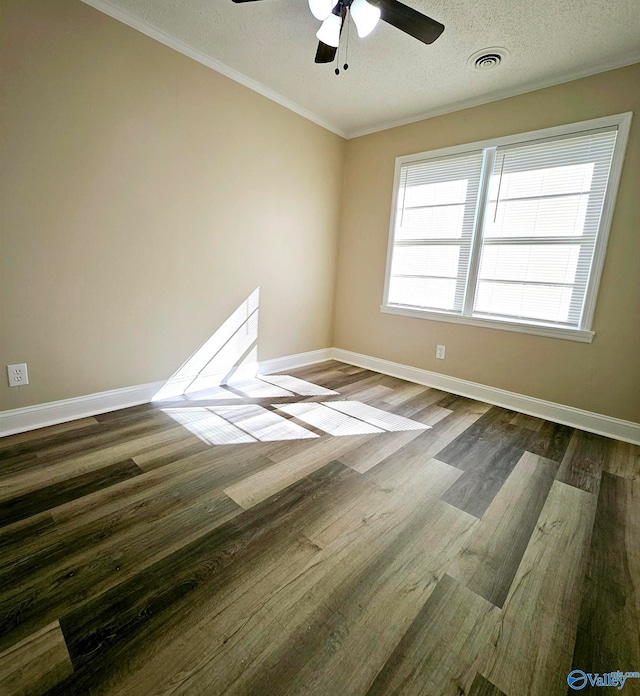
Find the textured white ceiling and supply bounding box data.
[84,0,640,136]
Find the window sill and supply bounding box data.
[380,304,595,343]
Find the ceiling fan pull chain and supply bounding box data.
[343,11,350,71]
[334,15,340,76]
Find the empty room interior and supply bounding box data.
[1,0,640,694]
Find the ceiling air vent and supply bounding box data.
[475,53,501,69]
[468,47,509,71]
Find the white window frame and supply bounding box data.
[381,112,633,343]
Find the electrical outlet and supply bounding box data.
[436,345,446,360]
[7,363,29,387]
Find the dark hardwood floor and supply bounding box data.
[0,361,638,695]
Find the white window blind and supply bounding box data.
[383,114,630,340]
[388,150,483,313]
[475,129,617,327]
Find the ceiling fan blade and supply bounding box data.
[315,41,338,63]
[377,0,444,44]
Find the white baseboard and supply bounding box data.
[332,348,640,445]
[258,348,334,376]
[0,381,165,438]
[0,348,334,438]
[3,346,637,445]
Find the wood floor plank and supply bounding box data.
[411,404,453,426]
[303,458,463,550]
[510,412,544,431]
[0,455,247,582]
[88,532,326,696]
[52,463,356,689]
[220,502,476,696]
[468,672,508,696]
[380,382,429,406]
[115,495,476,696]
[439,443,524,519]
[447,451,559,606]
[5,476,239,590]
[131,437,211,470]
[0,513,59,575]
[605,439,640,480]
[33,409,179,460]
[379,387,452,418]
[133,438,279,473]
[524,420,574,462]
[556,429,612,495]
[0,452,41,480]
[480,480,598,696]
[569,472,640,693]
[284,359,338,375]
[0,480,242,652]
[59,465,376,694]
[334,362,369,375]
[437,393,489,412]
[366,574,500,696]
[307,368,381,393]
[92,402,159,423]
[0,459,143,527]
[339,429,425,474]
[288,360,346,381]
[345,383,398,404]
[52,442,277,529]
[435,406,528,471]
[0,423,196,504]
[223,434,373,508]
[0,418,99,450]
[365,407,487,491]
[0,620,73,696]
[0,423,104,465]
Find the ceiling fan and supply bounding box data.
[231,0,445,67]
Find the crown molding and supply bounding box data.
[346,52,640,138]
[79,0,347,138]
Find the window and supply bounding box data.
[382,113,632,342]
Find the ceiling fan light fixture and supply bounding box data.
[316,13,342,47]
[308,0,335,21]
[350,0,381,38]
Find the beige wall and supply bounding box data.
[2,1,639,424]
[334,63,640,423]
[0,0,345,410]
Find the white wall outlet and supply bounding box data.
[436,345,446,360]
[7,363,29,387]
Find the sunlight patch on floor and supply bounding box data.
[211,405,318,442]
[258,374,338,397]
[321,401,428,432]
[275,401,429,437]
